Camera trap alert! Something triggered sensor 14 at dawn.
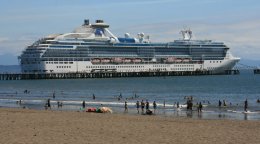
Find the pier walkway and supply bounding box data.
[0,70,240,80]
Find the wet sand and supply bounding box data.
[0,108,259,144]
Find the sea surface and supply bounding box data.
[0,70,260,120]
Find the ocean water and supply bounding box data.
[0,70,260,120]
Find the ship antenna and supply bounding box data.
[180,27,192,40]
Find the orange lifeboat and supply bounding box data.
[132,58,142,63]
[101,58,111,63]
[91,58,101,64]
[113,57,123,63]
[166,57,175,63]
[175,58,183,63]
[124,58,132,63]
[182,58,191,63]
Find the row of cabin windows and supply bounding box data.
[171,68,194,71]
[210,61,222,63]
[86,65,145,69]
[174,65,194,67]
[46,62,73,64]
[56,66,71,69]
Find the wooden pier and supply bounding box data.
[224,69,240,75]
[0,71,221,80]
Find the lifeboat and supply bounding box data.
[101,58,111,63]
[132,58,142,63]
[182,58,191,63]
[175,58,183,63]
[166,57,175,63]
[91,58,101,64]
[112,57,123,63]
[124,58,132,63]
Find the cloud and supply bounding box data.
[0,37,9,43]
[0,34,39,56]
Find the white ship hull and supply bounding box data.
[21,57,239,74]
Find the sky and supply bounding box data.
[0,0,260,65]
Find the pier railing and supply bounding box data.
[0,70,241,80]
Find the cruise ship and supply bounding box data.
[19,19,240,74]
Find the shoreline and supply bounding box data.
[1,107,260,144]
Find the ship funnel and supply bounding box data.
[84,19,90,25]
[180,29,192,40]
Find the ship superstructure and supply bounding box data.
[19,19,240,74]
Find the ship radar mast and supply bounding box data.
[180,29,192,40]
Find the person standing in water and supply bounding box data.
[146,100,150,111]
[141,100,145,113]
[244,99,248,112]
[218,100,222,107]
[153,101,157,114]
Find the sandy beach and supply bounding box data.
[0,108,259,144]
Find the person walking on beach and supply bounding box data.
[47,99,51,109]
[153,101,157,114]
[136,101,140,114]
[141,100,145,113]
[163,100,166,108]
[244,99,248,112]
[82,100,86,108]
[124,101,128,112]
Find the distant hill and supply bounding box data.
[0,65,20,73]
